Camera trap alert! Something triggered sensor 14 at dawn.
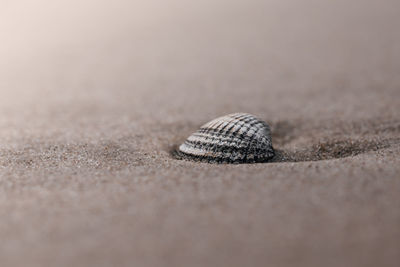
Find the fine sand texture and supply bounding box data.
[1,1,400,266]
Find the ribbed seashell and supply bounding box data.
[177,113,275,163]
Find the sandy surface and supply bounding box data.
[1,0,400,266]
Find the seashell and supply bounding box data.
[177,113,275,164]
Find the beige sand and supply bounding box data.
[0,0,399,266]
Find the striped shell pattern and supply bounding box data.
[178,113,275,163]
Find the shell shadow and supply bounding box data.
[270,138,395,163]
[270,120,397,162]
[271,120,297,146]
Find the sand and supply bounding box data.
[0,0,400,266]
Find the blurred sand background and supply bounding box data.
[0,0,400,266]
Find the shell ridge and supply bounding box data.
[237,117,260,138]
[230,116,255,137]
[183,140,247,155]
[188,133,247,148]
[246,124,266,161]
[224,120,240,136]
[218,118,236,133]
